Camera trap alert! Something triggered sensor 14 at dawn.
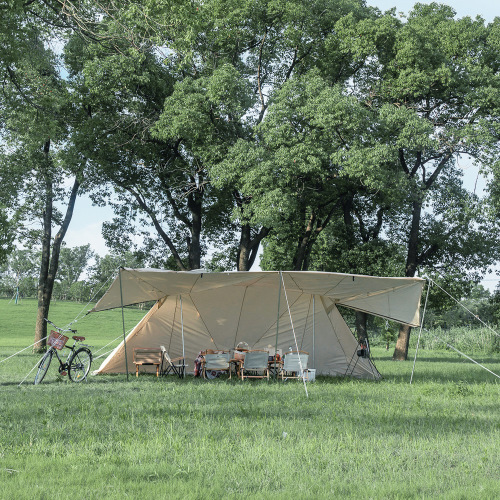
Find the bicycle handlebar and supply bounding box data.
[44,318,77,334]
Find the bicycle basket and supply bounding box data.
[48,330,69,350]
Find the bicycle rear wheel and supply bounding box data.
[34,349,53,385]
[68,347,92,382]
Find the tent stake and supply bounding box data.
[410,278,431,384]
[118,267,129,381]
[180,295,186,378]
[274,271,282,380]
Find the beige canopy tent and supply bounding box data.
[92,269,424,379]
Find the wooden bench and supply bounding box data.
[133,348,162,377]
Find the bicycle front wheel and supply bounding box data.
[34,349,54,385]
[68,347,92,382]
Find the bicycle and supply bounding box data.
[34,319,93,385]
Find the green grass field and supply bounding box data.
[0,299,499,499]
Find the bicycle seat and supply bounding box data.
[72,336,85,342]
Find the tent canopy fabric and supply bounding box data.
[92,269,424,379]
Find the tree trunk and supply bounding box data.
[187,189,202,270]
[237,224,270,271]
[293,211,315,271]
[355,311,368,342]
[34,162,53,352]
[33,163,80,352]
[238,224,252,271]
[393,324,411,360]
[392,197,422,360]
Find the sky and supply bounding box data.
[63,0,498,287]
[368,0,496,21]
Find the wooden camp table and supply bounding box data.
[268,359,283,378]
[229,358,243,377]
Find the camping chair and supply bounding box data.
[280,351,309,381]
[133,348,162,377]
[239,350,270,381]
[202,352,231,380]
[160,346,186,378]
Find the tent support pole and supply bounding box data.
[274,271,282,380]
[312,295,315,369]
[118,267,129,381]
[281,272,308,397]
[410,279,431,384]
[180,295,186,378]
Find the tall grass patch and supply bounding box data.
[409,325,500,354]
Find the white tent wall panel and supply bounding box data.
[97,290,379,378]
[95,298,164,374]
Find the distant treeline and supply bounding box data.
[0,247,143,304]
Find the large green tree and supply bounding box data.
[63,7,237,271]
[0,1,94,350]
[335,4,500,359]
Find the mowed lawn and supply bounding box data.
[0,299,499,499]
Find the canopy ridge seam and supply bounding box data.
[188,275,202,295]
[286,273,303,293]
[324,275,352,295]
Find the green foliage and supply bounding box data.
[0,248,40,298]
[0,204,14,265]
[53,245,95,299]
[86,251,145,300]
[2,0,500,290]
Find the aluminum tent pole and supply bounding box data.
[410,278,431,384]
[118,267,129,381]
[274,271,282,380]
[180,295,186,378]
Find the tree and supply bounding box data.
[332,4,500,359]
[0,3,93,350]
[63,14,238,271]
[86,251,144,302]
[0,248,40,299]
[73,0,377,272]
[53,244,94,300]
